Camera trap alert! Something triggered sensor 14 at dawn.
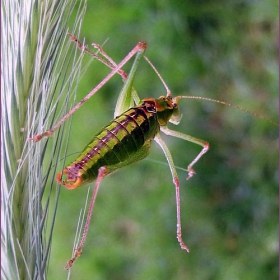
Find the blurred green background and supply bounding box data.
[48,1,278,279]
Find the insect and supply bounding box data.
[29,34,278,269]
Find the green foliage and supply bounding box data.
[3,0,277,279]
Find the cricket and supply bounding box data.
[29,34,278,269]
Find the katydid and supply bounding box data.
[29,34,278,269]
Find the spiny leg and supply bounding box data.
[68,33,127,80]
[91,42,128,80]
[71,35,143,117]
[160,126,209,180]
[154,134,189,252]
[70,33,173,102]
[29,40,147,142]
[70,34,141,117]
[64,166,108,270]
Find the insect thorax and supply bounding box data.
[141,96,178,126]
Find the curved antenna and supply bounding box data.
[175,95,279,127]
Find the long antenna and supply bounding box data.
[175,96,279,127]
[144,55,172,98]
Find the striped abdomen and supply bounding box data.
[59,100,160,188]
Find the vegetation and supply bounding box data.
[3,1,278,279]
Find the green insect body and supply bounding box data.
[33,34,274,268]
[57,96,177,189]
[40,37,207,268]
[30,34,278,269]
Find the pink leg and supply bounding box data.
[29,39,147,142]
[91,42,128,80]
[154,135,189,252]
[69,33,127,80]
[173,177,189,252]
[64,166,108,270]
